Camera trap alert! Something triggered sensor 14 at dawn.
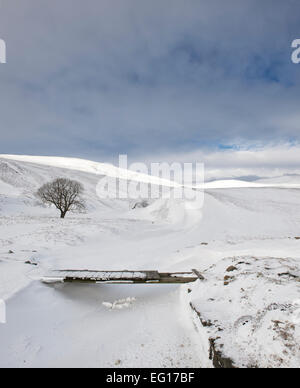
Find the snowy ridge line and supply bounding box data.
[0,154,196,190]
[2,154,300,189]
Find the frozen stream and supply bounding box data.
[0,281,205,368]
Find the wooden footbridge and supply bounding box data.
[42,269,204,284]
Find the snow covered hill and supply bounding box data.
[256,174,300,185]
[0,155,299,368]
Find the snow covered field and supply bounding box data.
[0,155,299,368]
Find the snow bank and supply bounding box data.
[189,256,300,368]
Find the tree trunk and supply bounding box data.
[60,211,66,219]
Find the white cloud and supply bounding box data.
[138,143,300,181]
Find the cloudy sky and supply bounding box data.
[0,0,300,178]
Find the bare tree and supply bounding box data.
[36,178,85,219]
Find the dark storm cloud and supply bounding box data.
[0,0,300,159]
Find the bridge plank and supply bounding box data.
[42,270,198,284]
